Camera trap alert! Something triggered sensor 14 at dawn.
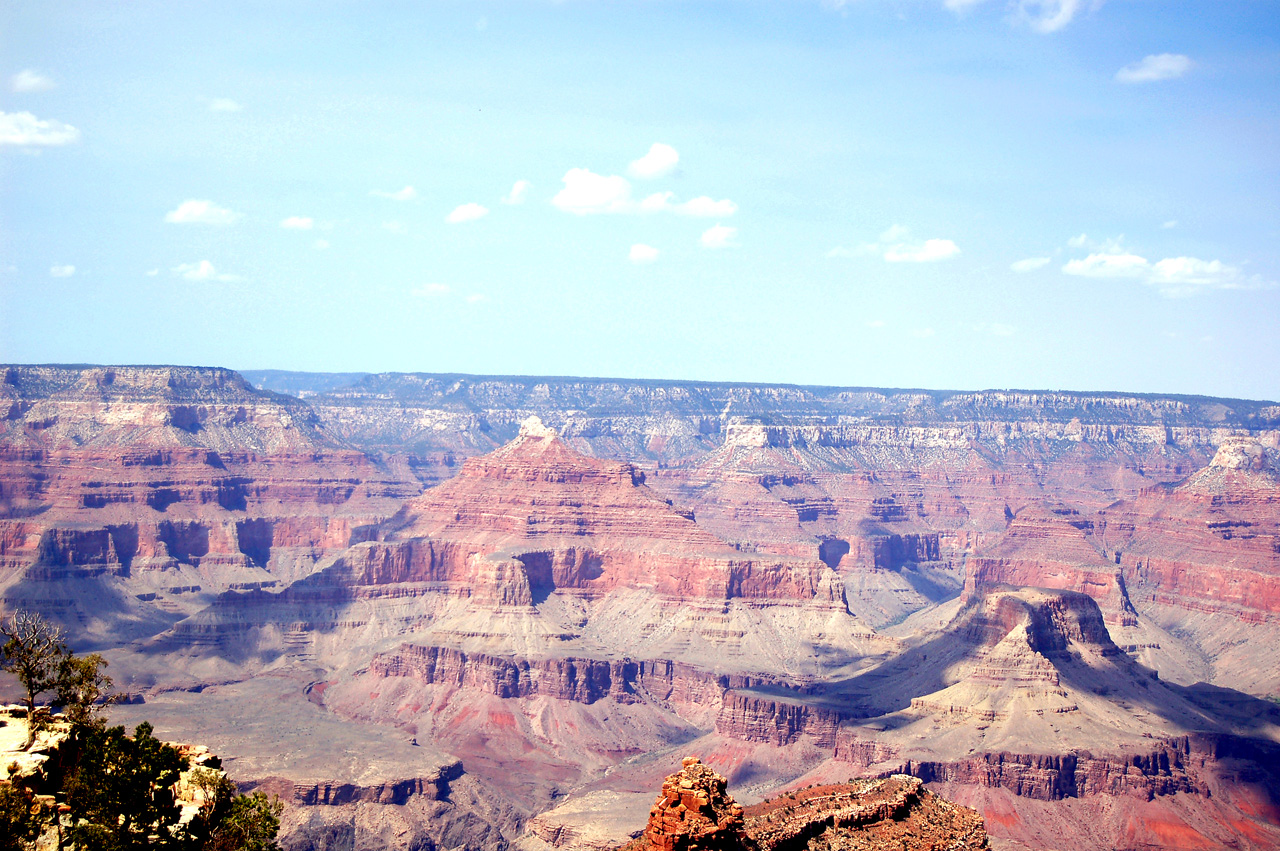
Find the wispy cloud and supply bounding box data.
[829,225,959,263]
[280,216,314,230]
[208,97,242,112]
[942,0,1088,32]
[629,244,659,264]
[0,111,80,146]
[413,283,451,297]
[640,193,738,217]
[466,293,488,304]
[164,199,241,225]
[1016,0,1086,33]
[11,70,54,93]
[1161,220,1178,229]
[49,264,75,278]
[1116,54,1192,84]
[1011,257,1051,272]
[172,260,239,281]
[313,239,330,251]
[446,202,489,223]
[371,185,418,201]
[628,143,679,179]
[885,239,960,263]
[502,180,531,205]
[700,224,739,249]
[382,221,408,234]
[911,327,937,339]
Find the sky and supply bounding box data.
[2,1,1278,400]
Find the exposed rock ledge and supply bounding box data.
[248,760,463,806]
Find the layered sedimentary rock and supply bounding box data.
[6,365,1280,851]
[0,366,419,647]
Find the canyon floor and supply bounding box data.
[3,365,1279,851]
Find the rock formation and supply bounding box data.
[620,757,987,851]
[4,365,1280,851]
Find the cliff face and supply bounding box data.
[0,365,418,645]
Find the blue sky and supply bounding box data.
[2,1,1278,399]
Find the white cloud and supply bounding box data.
[627,143,679,179]
[446,202,489,223]
[313,239,330,250]
[551,165,737,220]
[1150,257,1234,287]
[466,293,488,304]
[865,319,887,329]
[989,322,1015,336]
[675,196,738,217]
[208,98,242,112]
[629,244,659,264]
[911,327,937,339]
[502,179,531,205]
[1062,252,1149,279]
[164,199,241,225]
[11,70,54,93]
[0,111,80,146]
[1011,256,1051,272]
[145,268,159,277]
[172,260,239,281]
[828,225,957,263]
[371,185,418,201]
[1161,220,1178,229]
[1067,233,1089,248]
[49,264,75,278]
[382,221,407,234]
[552,168,633,214]
[413,283,451,297]
[280,216,314,230]
[700,224,739,249]
[884,238,960,263]
[1116,54,1192,84]
[1062,249,1265,297]
[635,192,738,217]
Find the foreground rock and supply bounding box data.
[620,757,986,851]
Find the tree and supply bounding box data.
[64,721,189,851]
[56,651,113,729]
[185,772,283,851]
[0,611,68,746]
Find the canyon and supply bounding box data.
[3,364,1279,851]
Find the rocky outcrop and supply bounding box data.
[742,776,987,851]
[629,757,748,851]
[620,758,987,851]
[255,761,464,806]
